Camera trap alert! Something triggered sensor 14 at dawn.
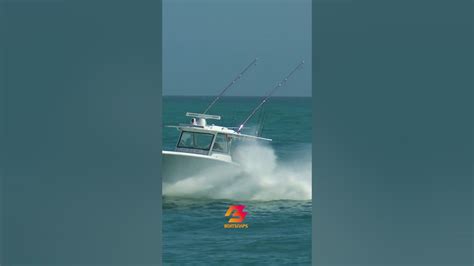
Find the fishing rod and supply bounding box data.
[203,58,259,114]
[237,60,304,133]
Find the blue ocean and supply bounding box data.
[163,96,312,265]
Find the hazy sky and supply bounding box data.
[163,0,311,96]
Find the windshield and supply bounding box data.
[177,131,214,150]
[212,133,229,153]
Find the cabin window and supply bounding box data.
[212,133,229,153]
[177,131,214,150]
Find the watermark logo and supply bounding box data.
[224,205,248,229]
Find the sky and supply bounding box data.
[163,0,312,96]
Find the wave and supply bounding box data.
[163,142,311,201]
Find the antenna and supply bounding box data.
[237,60,304,133]
[203,58,258,114]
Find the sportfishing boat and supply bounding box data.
[162,59,304,184]
[162,112,271,184]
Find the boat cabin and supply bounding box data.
[167,112,272,160]
[171,113,235,160]
[176,129,232,156]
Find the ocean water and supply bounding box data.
[162,96,312,265]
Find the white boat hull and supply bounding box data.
[162,151,241,184]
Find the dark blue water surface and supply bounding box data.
[164,197,311,265]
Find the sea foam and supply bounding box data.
[163,142,312,201]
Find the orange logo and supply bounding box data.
[225,205,247,223]
[224,205,248,228]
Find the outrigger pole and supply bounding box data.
[203,58,259,114]
[237,60,305,133]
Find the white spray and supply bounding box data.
[163,142,312,201]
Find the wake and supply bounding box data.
[163,142,312,201]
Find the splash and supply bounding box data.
[163,142,311,201]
